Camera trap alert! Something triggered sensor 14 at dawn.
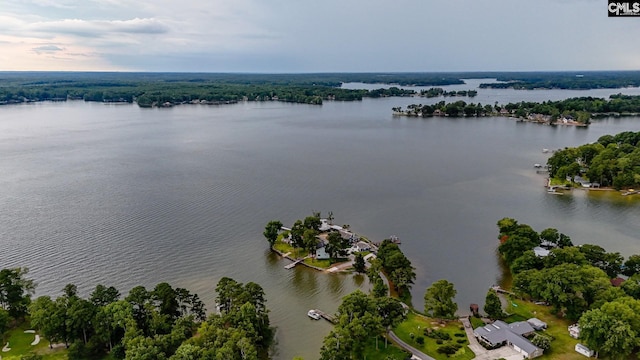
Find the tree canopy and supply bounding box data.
[423,279,458,319]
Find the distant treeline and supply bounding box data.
[0,74,415,107]
[0,72,457,107]
[393,94,640,124]
[479,71,640,90]
[2,71,640,108]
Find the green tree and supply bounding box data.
[153,282,179,321]
[545,246,587,268]
[263,220,283,247]
[353,253,366,273]
[0,267,35,319]
[0,308,8,341]
[29,296,65,348]
[303,215,321,232]
[484,290,504,319]
[303,228,319,256]
[498,235,539,264]
[623,254,640,277]
[531,333,551,351]
[325,232,348,260]
[90,284,120,307]
[539,228,559,245]
[424,280,458,319]
[290,220,306,252]
[579,300,640,360]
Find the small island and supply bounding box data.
[264,213,403,274]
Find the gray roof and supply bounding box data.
[474,320,541,355]
[508,321,535,336]
[505,331,540,355]
[528,318,547,328]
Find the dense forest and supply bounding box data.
[2,71,640,107]
[0,270,272,360]
[497,218,640,359]
[478,71,640,90]
[546,131,640,189]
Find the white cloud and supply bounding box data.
[28,18,170,37]
[0,0,638,71]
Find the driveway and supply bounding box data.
[387,330,435,360]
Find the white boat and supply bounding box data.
[542,148,549,153]
[307,310,321,320]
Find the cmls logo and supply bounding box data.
[609,1,640,16]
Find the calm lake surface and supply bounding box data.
[1,82,640,360]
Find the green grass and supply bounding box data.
[393,312,474,360]
[362,335,411,360]
[2,323,67,360]
[505,297,587,360]
[303,258,333,268]
[469,316,486,329]
[549,177,570,186]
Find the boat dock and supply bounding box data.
[284,258,304,269]
[310,309,336,323]
[491,285,515,296]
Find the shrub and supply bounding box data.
[436,339,443,344]
[431,329,451,340]
[454,333,465,337]
[436,343,462,355]
[456,339,466,344]
[416,336,424,345]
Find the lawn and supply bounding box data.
[2,323,67,360]
[469,316,486,329]
[394,312,474,360]
[504,297,587,360]
[362,335,411,360]
[303,258,333,269]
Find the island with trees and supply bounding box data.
[418,88,477,98]
[393,94,640,125]
[546,130,640,190]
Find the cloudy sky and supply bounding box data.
[0,0,638,72]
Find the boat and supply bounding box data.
[307,310,321,320]
[542,148,549,153]
[534,163,542,168]
[622,189,639,196]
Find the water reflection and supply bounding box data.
[352,273,366,287]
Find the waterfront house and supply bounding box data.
[315,247,330,260]
[473,320,543,359]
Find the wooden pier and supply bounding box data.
[311,309,336,323]
[491,285,515,296]
[284,258,304,270]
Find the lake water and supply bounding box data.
[1,83,640,360]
